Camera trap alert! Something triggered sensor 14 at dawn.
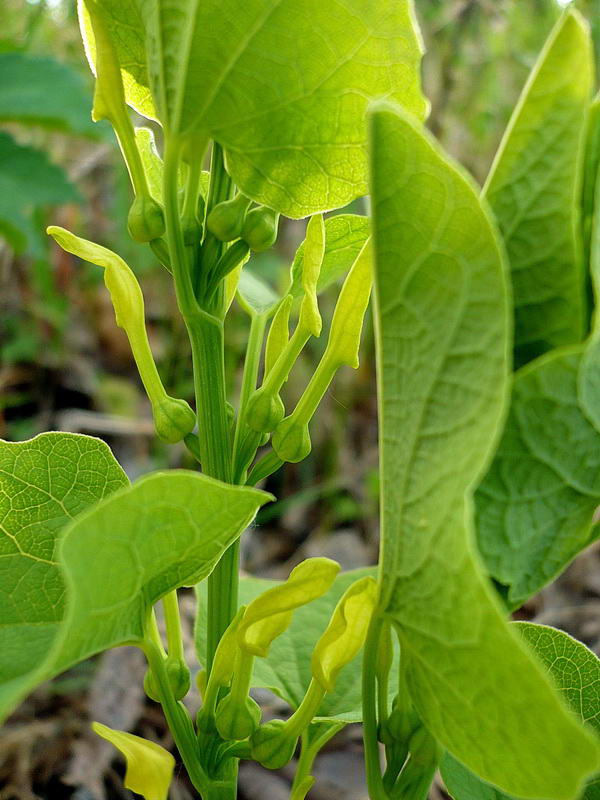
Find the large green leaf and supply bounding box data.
[195,569,385,722]
[0,433,128,720]
[49,472,270,672]
[483,10,593,367]
[78,0,156,122]
[289,214,370,298]
[0,466,270,722]
[369,101,599,799]
[83,0,427,217]
[476,347,600,610]
[442,623,600,800]
[582,96,600,270]
[0,52,99,137]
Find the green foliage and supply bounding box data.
[50,471,269,670]
[0,131,80,253]
[196,569,383,723]
[476,347,600,609]
[441,622,600,800]
[0,433,128,720]
[483,11,593,366]
[82,0,428,216]
[369,101,599,798]
[4,4,600,800]
[0,52,98,136]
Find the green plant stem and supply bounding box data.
[164,136,237,677]
[164,136,238,799]
[233,313,267,479]
[363,614,389,800]
[246,450,283,486]
[143,637,207,794]
[189,311,236,672]
[196,142,234,297]
[182,149,203,224]
[163,590,184,660]
[290,723,343,800]
[163,138,200,318]
[282,679,326,740]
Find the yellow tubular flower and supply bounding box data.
[47,227,194,443]
[238,558,340,657]
[92,722,174,800]
[312,576,378,692]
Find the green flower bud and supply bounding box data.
[242,207,280,252]
[215,694,261,741]
[127,194,165,243]
[143,667,161,702]
[152,396,196,444]
[271,417,311,463]
[182,216,203,246]
[207,194,251,242]
[246,387,285,434]
[250,719,297,769]
[166,658,191,701]
[143,658,190,702]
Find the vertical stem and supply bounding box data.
[196,142,234,297]
[164,135,239,799]
[143,639,207,795]
[163,590,185,660]
[233,313,267,479]
[363,614,389,800]
[189,312,237,673]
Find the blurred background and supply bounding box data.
[1,1,600,798]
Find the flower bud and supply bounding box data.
[215,694,261,741]
[250,719,297,769]
[47,226,193,444]
[246,387,285,434]
[207,194,251,242]
[152,396,196,444]
[127,194,165,243]
[298,214,324,337]
[271,417,311,464]
[241,207,279,252]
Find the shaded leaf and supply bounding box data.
[370,101,599,799]
[476,347,600,610]
[0,52,99,137]
[49,471,270,672]
[442,622,600,800]
[237,269,278,317]
[483,10,593,366]
[78,0,156,122]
